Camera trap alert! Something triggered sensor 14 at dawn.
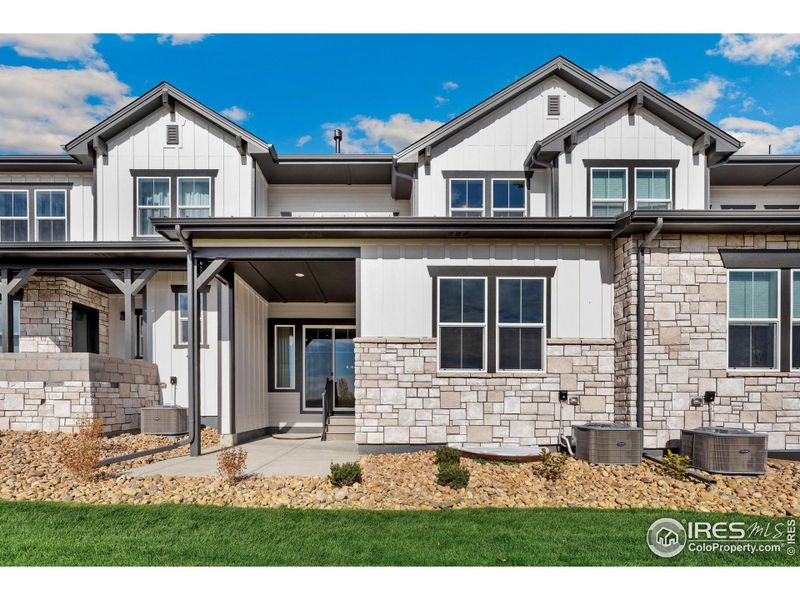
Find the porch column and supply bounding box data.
[0,268,36,352]
[102,268,157,359]
[187,249,200,456]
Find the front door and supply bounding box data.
[303,326,356,412]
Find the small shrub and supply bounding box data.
[436,462,470,489]
[62,417,104,480]
[661,450,691,479]
[329,461,362,487]
[537,448,569,481]
[217,447,248,483]
[434,446,461,465]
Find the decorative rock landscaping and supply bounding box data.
[1,430,798,515]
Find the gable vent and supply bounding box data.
[547,95,560,116]
[166,124,180,145]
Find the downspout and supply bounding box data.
[636,217,663,429]
[98,224,198,466]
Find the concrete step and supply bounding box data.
[328,415,355,425]
[326,431,355,441]
[327,424,356,434]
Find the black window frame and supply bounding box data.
[496,276,547,372]
[437,276,488,372]
[131,169,217,239]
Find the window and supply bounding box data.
[0,190,29,242]
[136,177,170,236]
[497,278,545,371]
[449,179,484,216]
[547,95,560,116]
[438,277,486,370]
[728,270,779,370]
[492,179,526,217]
[590,168,627,216]
[635,168,671,210]
[793,271,800,370]
[35,190,67,241]
[175,290,206,346]
[177,177,211,218]
[0,297,21,351]
[275,325,296,389]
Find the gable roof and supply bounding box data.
[394,56,619,163]
[64,82,275,163]
[527,82,741,167]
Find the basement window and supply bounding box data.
[727,270,779,370]
[438,277,486,371]
[497,278,545,371]
[590,168,627,217]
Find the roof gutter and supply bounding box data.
[636,217,663,429]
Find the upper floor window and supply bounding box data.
[728,270,779,370]
[137,177,170,236]
[492,179,526,217]
[450,179,484,217]
[497,277,545,371]
[0,190,29,242]
[590,168,627,217]
[635,168,671,210]
[35,190,67,242]
[438,277,486,370]
[177,177,212,218]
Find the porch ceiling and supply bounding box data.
[231,259,355,303]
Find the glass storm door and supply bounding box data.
[303,326,356,412]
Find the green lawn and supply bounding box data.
[0,500,794,566]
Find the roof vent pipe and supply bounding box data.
[333,128,343,153]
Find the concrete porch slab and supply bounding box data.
[125,436,359,478]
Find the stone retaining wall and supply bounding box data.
[354,337,615,447]
[615,233,800,450]
[0,353,160,433]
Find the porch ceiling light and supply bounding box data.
[295,272,305,278]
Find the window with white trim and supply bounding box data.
[635,168,671,210]
[0,190,29,242]
[728,270,779,370]
[177,177,211,218]
[175,290,206,346]
[35,190,67,241]
[136,177,171,236]
[275,325,296,389]
[590,168,627,217]
[792,271,800,370]
[491,179,526,217]
[449,179,484,216]
[497,278,545,371]
[438,277,486,370]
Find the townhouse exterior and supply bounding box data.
[1,56,798,455]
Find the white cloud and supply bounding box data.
[0,34,106,68]
[593,57,670,89]
[295,134,312,148]
[118,34,135,42]
[157,34,208,46]
[220,105,250,123]
[0,66,131,153]
[442,81,458,91]
[434,95,449,106]
[670,76,728,118]
[719,117,800,154]
[708,34,800,65]
[321,113,443,153]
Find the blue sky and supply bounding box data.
[1,33,800,155]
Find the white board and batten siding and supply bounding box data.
[358,241,614,339]
[415,75,600,217]
[96,104,254,240]
[234,274,269,434]
[710,186,800,209]
[0,171,94,241]
[265,184,408,217]
[558,106,707,216]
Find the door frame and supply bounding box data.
[301,324,357,413]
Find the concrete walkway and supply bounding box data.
[125,436,359,478]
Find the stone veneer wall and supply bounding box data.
[354,337,615,447]
[616,233,800,450]
[18,276,109,354]
[0,353,159,433]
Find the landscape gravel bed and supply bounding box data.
[0,430,798,514]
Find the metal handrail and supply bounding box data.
[321,376,333,441]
